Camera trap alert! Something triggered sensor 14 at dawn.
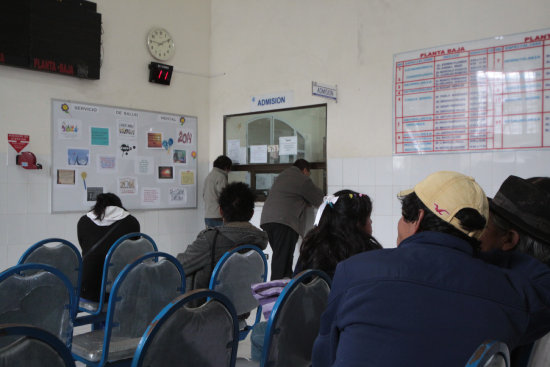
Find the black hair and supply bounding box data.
[213,155,232,170]
[293,159,311,172]
[297,189,382,278]
[400,192,486,251]
[91,193,124,221]
[218,182,255,222]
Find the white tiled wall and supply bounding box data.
[327,150,550,248]
[0,151,206,272]
[3,149,550,271]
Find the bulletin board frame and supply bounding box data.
[51,99,198,212]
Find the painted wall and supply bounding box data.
[0,0,211,270]
[1,0,550,271]
[209,0,550,247]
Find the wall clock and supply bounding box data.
[146,27,175,61]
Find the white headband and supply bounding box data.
[314,195,340,226]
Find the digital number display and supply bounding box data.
[148,62,173,85]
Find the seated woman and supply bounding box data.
[77,193,140,302]
[294,189,382,279]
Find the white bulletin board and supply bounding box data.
[51,99,198,212]
[393,28,550,154]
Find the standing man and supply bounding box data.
[261,159,324,280]
[312,171,550,366]
[203,155,232,228]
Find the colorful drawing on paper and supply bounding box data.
[118,177,137,195]
[173,149,186,164]
[68,148,89,166]
[158,166,174,180]
[117,121,136,139]
[58,119,82,139]
[97,155,116,171]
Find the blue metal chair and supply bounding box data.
[466,340,510,367]
[18,238,82,311]
[0,323,76,367]
[259,269,331,367]
[209,245,268,341]
[71,252,186,367]
[131,289,239,367]
[76,232,158,326]
[0,263,75,349]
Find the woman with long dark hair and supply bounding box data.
[77,193,140,301]
[294,190,382,279]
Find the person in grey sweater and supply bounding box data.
[203,155,232,228]
[260,159,324,280]
[178,182,268,291]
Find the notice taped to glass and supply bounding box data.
[393,29,550,154]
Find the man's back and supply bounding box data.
[313,231,550,367]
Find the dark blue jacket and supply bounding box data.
[312,231,550,367]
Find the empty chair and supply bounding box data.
[131,289,239,367]
[237,269,331,367]
[78,232,158,318]
[72,252,186,367]
[0,324,76,367]
[466,340,510,367]
[18,238,82,307]
[209,245,268,340]
[0,264,75,348]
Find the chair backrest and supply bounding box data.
[18,238,82,304]
[466,340,510,367]
[105,232,158,293]
[261,269,331,367]
[523,331,550,367]
[80,232,158,314]
[131,289,239,367]
[209,245,268,316]
[89,252,185,365]
[0,324,76,367]
[0,264,75,348]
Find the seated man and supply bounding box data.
[480,175,550,264]
[312,171,550,367]
[177,182,268,291]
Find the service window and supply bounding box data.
[224,104,327,201]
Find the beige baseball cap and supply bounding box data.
[398,171,489,239]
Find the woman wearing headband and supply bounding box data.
[294,189,382,279]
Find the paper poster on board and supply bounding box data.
[118,177,138,195]
[57,119,82,139]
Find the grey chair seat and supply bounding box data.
[71,330,140,363]
[235,357,259,367]
[78,299,107,313]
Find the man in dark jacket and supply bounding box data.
[313,171,550,367]
[480,175,550,264]
[177,182,268,291]
[260,159,324,280]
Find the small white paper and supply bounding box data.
[250,145,268,164]
[141,187,161,205]
[279,136,298,155]
[227,139,241,164]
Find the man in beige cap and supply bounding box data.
[312,171,550,367]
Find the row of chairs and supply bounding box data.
[0,267,331,367]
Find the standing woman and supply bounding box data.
[294,190,382,279]
[77,193,140,302]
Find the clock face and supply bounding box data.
[147,28,175,61]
